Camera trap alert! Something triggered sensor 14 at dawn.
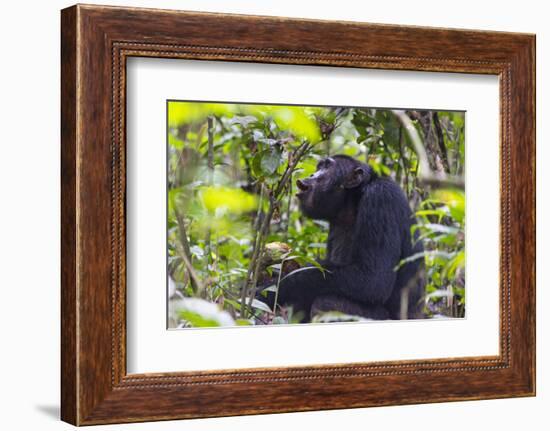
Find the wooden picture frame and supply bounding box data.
[61,4,536,425]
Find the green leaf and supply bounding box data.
[168,101,234,127]
[280,265,328,282]
[224,298,242,311]
[396,250,454,270]
[368,158,391,176]
[230,115,259,127]
[178,310,220,327]
[189,245,204,259]
[174,298,236,327]
[443,250,465,279]
[250,299,273,313]
[432,189,465,223]
[251,152,263,178]
[246,105,321,143]
[260,148,282,175]
[200,186,258,214]
[308,242,327,249]
[424,223,460,235]
[235,319,253,326]
[262,285,278,293]
[168,133,184,150]
[424,289,453,300]
[416,209,449,221]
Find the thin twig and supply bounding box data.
[418,176,465,190]
[272,258,286,314]
[398,125,410,197]
[274,142,310,198]
[216,282,269,325]
[173,205,202,293]
[284,172,293,240]
[245,196,276,315]
[207,116,214,178]
[240,184,265,317]
[204,116,215,297]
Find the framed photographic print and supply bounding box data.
[61,4,536,425]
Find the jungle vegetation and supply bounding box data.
[167,101,465,328]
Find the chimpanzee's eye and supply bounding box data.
[315,172,328,183]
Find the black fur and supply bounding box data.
[259,155,424,321]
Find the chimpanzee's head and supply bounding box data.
[295,155,371,221]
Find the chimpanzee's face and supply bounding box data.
[296,157,349,221]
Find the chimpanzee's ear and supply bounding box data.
[343,167,366,189]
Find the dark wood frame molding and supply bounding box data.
[61,4,536,425]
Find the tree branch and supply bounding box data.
[241,141,312,317]
[173,205,202,293]
[433,112,450,172]
[392,110,464,190]
[240,184,265,316]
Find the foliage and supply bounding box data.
[167,102,466,327]
[413,189,465,317]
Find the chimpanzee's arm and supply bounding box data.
[275,260,396,310]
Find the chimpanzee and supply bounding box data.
[257,155,424,321]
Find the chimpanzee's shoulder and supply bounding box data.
[361,176,411,214]
[367,175,404,194]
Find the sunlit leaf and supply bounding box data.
[168,101,234,127]
[423,223,460,235]
[168,133,184,150]
[172,298,235,327]
[178,311,221,327]
[396,250,454,269]
[368,158,391,176]
[443,250,465,279]
[200,186,258,214]
[431,189,465,223]
[416,208,449,221]
[295,158,318,180]
[245,105,321,143]
[224,298,242,311]
[424,289,454,300]
[235,319,254,326]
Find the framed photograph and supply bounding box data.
[61,4,536,425]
